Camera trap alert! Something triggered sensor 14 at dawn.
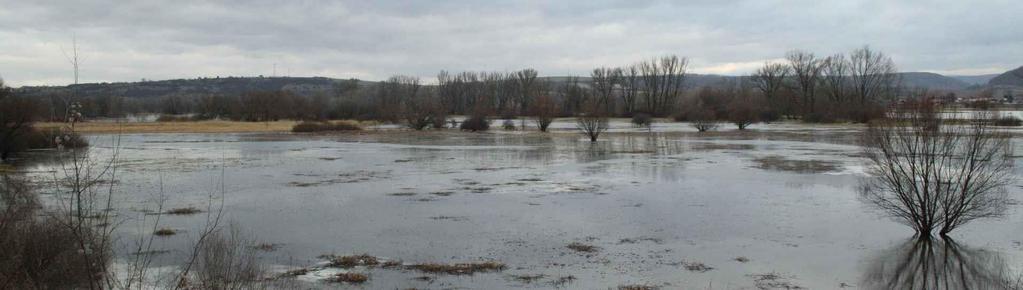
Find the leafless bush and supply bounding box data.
[0,175,105,289]
[576,100,608,142]
[460,115,490,132]
[727,99,759,130]
[20,127,89,150]
[861,102,1013,236]
[185,224,266,290]
[689,107,719,132]
[631,113,652,128]
[530,94,559,132]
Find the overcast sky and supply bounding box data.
[0,0,1020,87]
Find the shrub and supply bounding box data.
[20,127,89,150]
[727,100,759,130]
[156,115,193,122]
[688,108,719,132]
[530,95,560,132]
[191,224,266,289]
[0,176,107,289]
[576,100,609,142]
[291,121,362,133]
[631,113,652,127]
[460,116,490,132]
[992,116,1022,127]
[501,119,516,130]
[431,116,449,129]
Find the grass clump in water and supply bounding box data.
[164,207,202,215]
[566,242,598,253]
[153,228,177,236]
[327,254,380,268]
[327,272,368,283]
[407,261,505,275]
[618,285,659,290]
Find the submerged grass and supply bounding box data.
[618,285,659,290]
[164,207,202,215]
[153,228,177,236]
[510,274,545,283]
[327,272,368,283]
[407,261,506,275]
[327,254,380,268]
[566,242,598,253]
[752,155,840,174]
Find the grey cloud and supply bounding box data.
[0,0,1019,86]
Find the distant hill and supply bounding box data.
[897,72,971,91]
[988,66,1023,87]
[13,76,361,99]
[950,74,999,86]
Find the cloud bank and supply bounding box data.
[0,0,1020,86]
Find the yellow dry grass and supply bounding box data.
[35,120,304,134]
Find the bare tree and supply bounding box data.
[513,69,539,117]
[786,51,824,119]
[849,46,899,122]
[820,54,850,105]
[531,94,559,132]
[861,102,1013,236]
[727,93,760,130]
[689,105,719,132]
[559,76,587,115]
[620,65,641,116]
[640,55,688,116]
[591,67,622,114]
[379,75,431,130]
[751,62,790,102]
[575,100,608,142]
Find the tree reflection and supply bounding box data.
[862,236,1020,290]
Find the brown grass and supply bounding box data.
[328,272,368,283]
[291,120,363,132]
[407,261,506,275]
[510,274,545,283]
[381,260,403,268]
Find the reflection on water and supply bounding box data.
[862,237,1020,290]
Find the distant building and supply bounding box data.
[992,85,1023,104]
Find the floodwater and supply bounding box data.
[18,120,1023,289]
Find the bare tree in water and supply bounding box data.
[860,101,1013,237]
[576,100,608,142]
[530,94,559,132]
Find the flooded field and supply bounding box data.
[18,120,1023,289]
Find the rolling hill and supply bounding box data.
[988,66,1023,87]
